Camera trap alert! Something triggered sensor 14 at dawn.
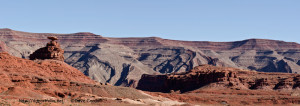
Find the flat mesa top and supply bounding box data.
[48,36,58,40]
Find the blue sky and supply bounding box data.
[1,0,299,43]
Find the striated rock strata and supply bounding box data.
[137,65,300,92]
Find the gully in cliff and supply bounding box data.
[29,36,64,61]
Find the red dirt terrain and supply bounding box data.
[0,36,191,105]
[0,52,152,105]
[0,52,191,106]
[138,65,300,105]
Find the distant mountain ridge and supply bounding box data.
[1,28,300,87]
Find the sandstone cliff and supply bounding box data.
[137,64,300,92]
[138,65,300,105]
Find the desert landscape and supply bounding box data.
[0,29,300,105]
[1,0,300,105]
[1,28,300,87]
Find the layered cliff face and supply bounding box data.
[1,28,300,87]
[137,65,300,105]
[137,64,300,92]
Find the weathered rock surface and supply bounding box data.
[29,37,64,61]
[1,28,300,87]
[137,64,300,92]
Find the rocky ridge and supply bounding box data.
[137,64,300,92]
[138,65,300,105]
[1,28,300,87]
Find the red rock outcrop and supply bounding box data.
[0,52,194,106]
[137,65,300,92]
[29,37,64,61]
[0,53,150,101]
[138,65,300,105]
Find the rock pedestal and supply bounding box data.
[29,37,64,61]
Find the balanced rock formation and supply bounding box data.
[29,36,64,61]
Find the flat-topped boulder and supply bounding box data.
[47,36,58,40]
